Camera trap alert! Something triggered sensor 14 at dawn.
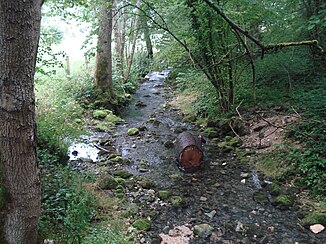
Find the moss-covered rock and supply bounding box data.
[266,183,281,196]
[171,195,184,207]
[182,114,196,123]
[97,176,119,190]
[106,113,124,124]
[110,156,123,163]
[74,118,83,124]
[193,223,214,238]
[301,211,326,227]
[253,191,269,204]
[273,194,294,209]
[112,170,133,179]
[148,118,161,126]
[138,178,155,189]
[127,128,140,136]
[158,190,170,200]
[204,127,218,138]
[132,219,151,231]
[94,121,114,132]
[93,109,110,119]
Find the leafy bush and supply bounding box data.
[39,161,96,242]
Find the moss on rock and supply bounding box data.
[274,194,294,209]
[127,128,140,136]
[158,190,170,200]
[112,170,133,179]
[301,211,326,227]
[132,219,151,231]
[204,127,218,138]
[171,195,184,207]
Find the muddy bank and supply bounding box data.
[69,71,325,243]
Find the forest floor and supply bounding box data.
[69,71,325,243]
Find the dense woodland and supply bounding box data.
[0,0,325,243]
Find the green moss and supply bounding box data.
[105,113,124,124]
[301,211,326,227]
[274,194,294,208]
[127,128,139,136]
[204,127,218,138]
[171,195,184,207]
[158,190,170,200]
[93,109,111,119]
[94,121,115,132]
[253,191,269,204]
[112,170,133,179]
[110,156,123,163]
[266,183,281,196]
[132,219,151,231]
[97,176,118,190]
[182,114,196,123]
[138,178,155,189]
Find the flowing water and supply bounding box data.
[69,70,325,243]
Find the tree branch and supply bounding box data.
[202,0,324,58]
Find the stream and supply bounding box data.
[68,71,325,243]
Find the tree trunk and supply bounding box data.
[141,14,154,59]
[0,0,42,243]
[124,0,141,82]
[95,0,114,96]
[113,0,126,81]
[176,132,204,172]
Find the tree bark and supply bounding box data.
[124,0,141,82]
[95,0,114,96]
[0,0,42,243]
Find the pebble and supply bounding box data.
[240,172,249,178]
[241,179,246,184]
[200,196,208,201]
[309,224,325,234]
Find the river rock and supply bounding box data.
[193,223,214,238]
[128,128,140,136]
[309,224,325,234]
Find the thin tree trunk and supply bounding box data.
[124,0,141,82]
[95,0,114,96]
[0,0,42,243]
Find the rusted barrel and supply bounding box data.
[176,131,204,172]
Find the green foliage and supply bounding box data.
[82,224,134,244]
[39,162,95,242]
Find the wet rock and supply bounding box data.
[128,128,140,136]
[309,224,325,234]
[158,190,170,200]
[174,126,187,134]
[138,178,155,189]
[253,191,269,204]
[132,219,151,231]
[164,140,174,148]
[112,170,133,179]
[171,196,184,207]
[159,225,193,243]
[204,127,218,138]
[273,194,294,209]
[240,172,249,178]
[182,114,196,123]
[148,118,161,126]
[136,100,146,107]
[193,223,214,238]
[301,211,326,227]
[204,210,216,218]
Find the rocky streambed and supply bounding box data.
[68,71,325,243]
